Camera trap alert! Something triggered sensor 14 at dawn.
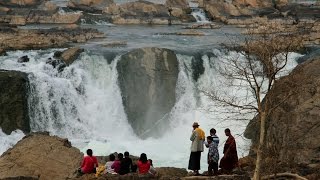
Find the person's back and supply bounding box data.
[119,157,132,175]
[81,149,98,174]
[112,153,123,174]
[105,154,116,174]
[137,153,150,174]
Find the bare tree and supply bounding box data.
[204,21,309,179]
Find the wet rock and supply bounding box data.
[0,48,6,56]
[59,47,84,66]
[244,56,320,176]
[185,23,222,29]
[17,55,29,63]
[0,132,83,180]
[46,58,66,72]
[68,0,115,13]
[102,41,127,48]
[117,47,179,138]
[0,70,30,135]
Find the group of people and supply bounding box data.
[79,150,156,177]
[188,122,238,176]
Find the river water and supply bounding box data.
[0,1,303,170]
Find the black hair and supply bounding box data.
[118,153,123,160]
[109,154,115,161]
[86,149,93,156]
[148,159,153,166]
[139,153,148,164]
[207,136,213,141]
[124,151,129,157]
[225,128,231,133]
[210,128,216,134]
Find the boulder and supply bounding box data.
[0,132,83,180]
[104,1,172,25]
[245,57,320,176]
[165,0,189,9]
[68,0,115,13]
[117,47,179,138]
[0,0,45,7]
[156,167,188,179]
[17,55,29,63]
[0,70,30,135]
[26,11,82,24]
[59,47,84,66]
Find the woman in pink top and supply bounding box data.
[111,153,123,173]
[81,149,98,174]
[137,153,151,174]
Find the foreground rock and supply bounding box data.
[245,56,320,178]
[0,27,104,51]
[117,47,179,138]
[0,70,30,135]
[0,132,83,180]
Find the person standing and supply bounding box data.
[188,122,205,175]
[210,128,219,146]
[206,136,219,176]
[219,128,238,174]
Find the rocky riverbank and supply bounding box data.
[0,132,250,180]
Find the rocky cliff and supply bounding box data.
[117,47,179,138]
[245,56,320,178]
[0,70,30,135]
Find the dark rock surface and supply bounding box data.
[245,56,320,177]
[117,47,179,138]
[0,132,83,180]
[0,70,30,135]
[68,0,115,13]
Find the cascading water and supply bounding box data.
[0,49,302,169]
[191,7,210,23]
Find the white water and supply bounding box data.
[0,49,302,170]
[191,8,210,23]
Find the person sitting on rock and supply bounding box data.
[112,153,123,174]
[105,154,117,174]
[148,159,157,176]
[119,151,133,175]
[80,149,98,174]
[137,153,151,175]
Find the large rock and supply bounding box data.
[0,132,83,180]
[165,0,189,9]
[245,57,320,176]
[59,47,84,66]
[117,47,179,138]
[0,70,30,135]
[68,0,115,13]
[104,1,174,25]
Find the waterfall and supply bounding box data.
[0,49,302,168]
[191,7,210,23]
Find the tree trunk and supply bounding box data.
[253,111,266,180]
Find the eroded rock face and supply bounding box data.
[68,0,115,13]
[0,132,83,180]
[245,57,320,175]
[104,1,174,24]
[0,70,30,135]
[117,47,179,138]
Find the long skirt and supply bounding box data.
[188,151,201,170]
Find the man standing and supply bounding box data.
[206,128,219,175]
[210,128,219,146]
[219,128,238,174]
[188,122,205,175]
